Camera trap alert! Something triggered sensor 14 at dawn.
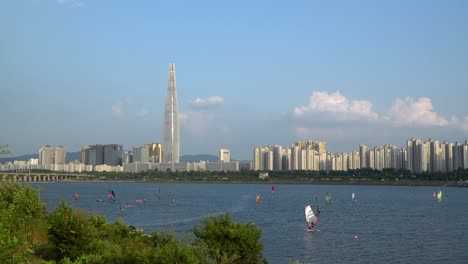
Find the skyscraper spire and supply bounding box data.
[162,64,180,168]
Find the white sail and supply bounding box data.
[305,205,318,230]
[352,193,355,200]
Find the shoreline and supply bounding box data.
[19,179,466,187]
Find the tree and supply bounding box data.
[193,213,267,264]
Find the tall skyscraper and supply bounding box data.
[162,63,180,168]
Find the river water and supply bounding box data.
[30,182,468,264]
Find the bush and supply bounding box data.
[47,201,98,260]
[193,213,267,264]
[0,183,46,263]
[148,234,202,264]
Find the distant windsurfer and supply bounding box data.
[108,189,116,201]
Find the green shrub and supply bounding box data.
[47,201,98,260]
[0,183,46,263]
[193,213,267,264]
[148,236,201,264]
[59,254,103,264]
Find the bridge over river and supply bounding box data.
[0,172,96,182]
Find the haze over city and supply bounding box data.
[1,0,468,160]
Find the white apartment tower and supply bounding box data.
[54,145,66,165]
[39,145,54,165]
[219,149,231,162]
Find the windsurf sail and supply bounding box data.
[325,192,331,202]
[256,194,261,203]
[352,193,356,200]
[305,204,318,230]
[108,190,116,201]
[437,191,443,201]
[272,186,275,193]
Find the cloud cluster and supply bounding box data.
[293,91,378,120]
[292,90,468,138]
[191,96,224,108]
[386,97,448,126]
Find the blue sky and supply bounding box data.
[1,0,468,160]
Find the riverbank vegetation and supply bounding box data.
[0,182,267,263]
[72,168,468,186]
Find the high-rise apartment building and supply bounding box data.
[39,145,66,165]
[54,145,66,165]
[359,144,368,168]
[122,151,133,164]
[219,149,231,162]
[133,145,150,163]
[162,63,180,166]
[81,144,123,166]
[39,145,54,165]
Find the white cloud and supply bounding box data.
[293,91,378,120]
[386,97,448,126]
[111,102,123,117]
[191,96,224,108]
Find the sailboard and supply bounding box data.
[272,185,275,194]
[437,191,443,202]
[325,192,332,203]
[256,194,261,203]
[305,204,318,232]
[352,192,356,201]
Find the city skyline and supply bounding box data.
[1,1,468,160]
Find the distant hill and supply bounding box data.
[0,151,82,164]
[180,154,219,162]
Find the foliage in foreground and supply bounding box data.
[0,182,46,263]
[0,183,267,264]
[193,213,267,264]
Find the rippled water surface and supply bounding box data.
[31,183,468,264]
